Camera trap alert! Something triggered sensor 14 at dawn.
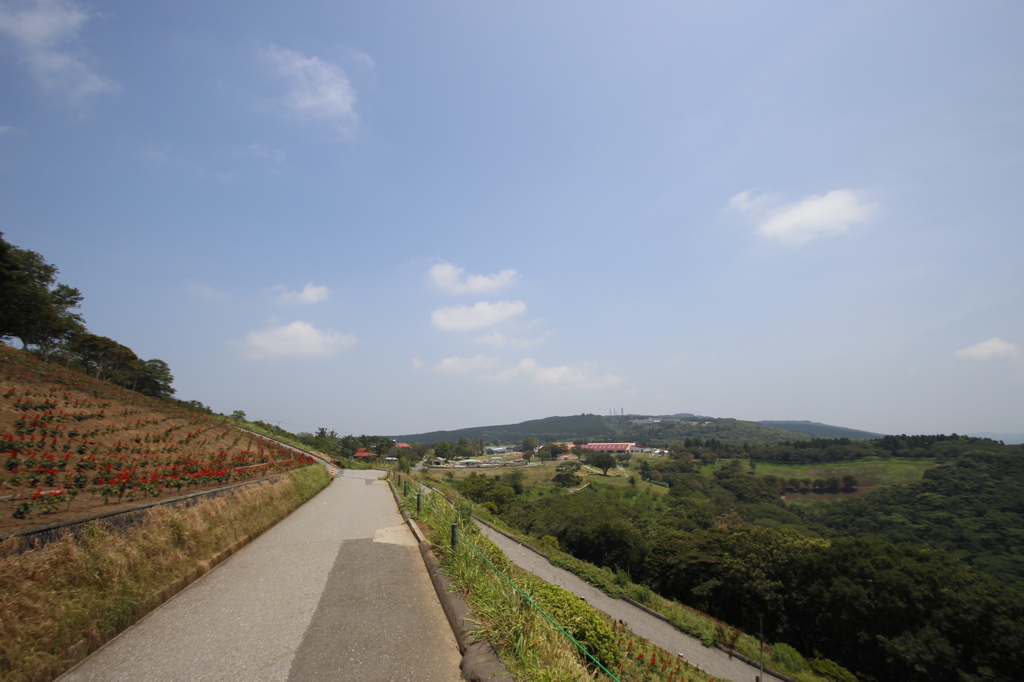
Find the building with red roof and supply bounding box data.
[581,442,636,453]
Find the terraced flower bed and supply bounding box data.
[0,345,314,533]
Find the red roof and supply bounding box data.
[396,443,411,448]
[353,448,375,457]
[581,443,635,451]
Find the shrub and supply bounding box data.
[770,642,806,671]
[529,582,621,671]
[811,657,858,682]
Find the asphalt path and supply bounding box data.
[59,469,461,682]
[478,525,782,682]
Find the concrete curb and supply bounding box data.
[388,481,513,682]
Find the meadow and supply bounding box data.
[734,457,935,501]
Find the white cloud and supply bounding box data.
[187,282,229,300]
[238,321,356,359]
[474,330,551,347]
[431,300,526,331]
[263,44,357,132]
[487,358,623,390]
[0,0,119,106]
[235,141,285,164]
[730,189,875,245]
[424,355,499,374]
[276,283,330,305]
[0,125,15,135]
[429,262,518,295]
[955,338,1021,361]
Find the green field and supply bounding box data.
[727,457,937,502]
[435,455,936,503]
[436,460,669,498]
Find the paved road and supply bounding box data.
[478,525,782,682]
[60,470,461,682]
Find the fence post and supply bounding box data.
[417,493,421,513]
[451,523,458,552]
[404,480,409,496]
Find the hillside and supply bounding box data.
[392,413,811,446]
[757,420,884,439]
[0,345,314,534]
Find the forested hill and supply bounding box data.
[757,420,884,440]
[392,413,811,446]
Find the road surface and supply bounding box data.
[60,470,461,682]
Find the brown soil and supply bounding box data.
[1,345,308,534]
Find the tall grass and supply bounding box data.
[0,465,330,682]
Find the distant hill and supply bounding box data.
[391,414,616,446]
[757,420,884,440]
[392,413,812,446]
[969,432,1024,445]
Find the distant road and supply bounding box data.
[59,470,461,682]
[478,524,784,682]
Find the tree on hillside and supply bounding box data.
[231,410,247,422]
[553,461,583,487]
[0,233,84,349]
[587,451,617,475]
[523,436,540,451]
[134,358,176,397]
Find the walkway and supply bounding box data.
[59,470,462,682]
[478,525,783,682]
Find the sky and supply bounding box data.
[1,1,1022,438]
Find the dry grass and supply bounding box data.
[0,464,329,682]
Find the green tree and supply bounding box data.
[0,234,85,349]
[71,334,125,379]
[433,441,455,461]
[134,358,175,397]
[523,436,540,451]
[231,410,247,422]
[553,461,583,487]
[587,451,617,475]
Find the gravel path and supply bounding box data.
[59,470,461,682]
[478,525,781,682]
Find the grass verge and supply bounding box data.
[402,474,723,682]
[0,464,330,682]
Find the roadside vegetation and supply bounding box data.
[427,434,1024,682]
[401,476,731,682]
[0,464,330,682]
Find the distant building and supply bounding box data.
[581,442,635,454]
[630,418,662,425]
[353,448,376,458]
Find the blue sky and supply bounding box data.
[2,1,1022,437]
